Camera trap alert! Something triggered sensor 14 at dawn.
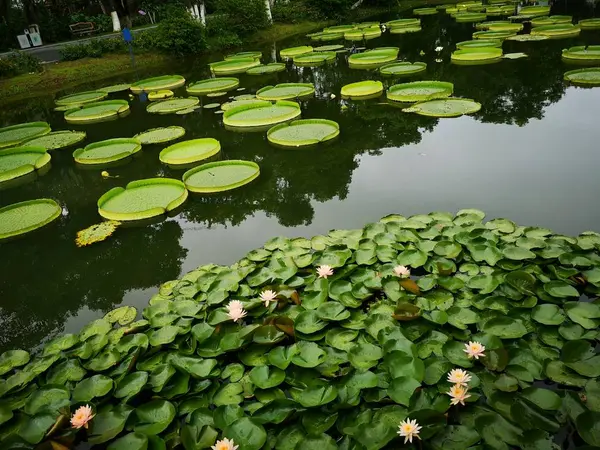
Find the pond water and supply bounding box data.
[1,3,600,352]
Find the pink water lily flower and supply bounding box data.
[397,418,422,443]
[226,300,247,323]
[463,341,486,359]
[71,405,94,429]
[317,265,334,278]
[212,438,239,450]
[260,290,278,307]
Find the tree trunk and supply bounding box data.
[351,0,364,9]
[199,1,206,25]
[264,0,273,23]
[111,11,121,31]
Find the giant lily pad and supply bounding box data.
[186,78,240,95]
[56,90,107,106]
[344,27,382,41]
[341,80,384,99]
[293,52,336,66]
[64,100,129,124]
[532,15,572,26]
[309,32,344,42]
[146,98,200,114]
[21,131,87,150]
[267,119,340,147]
[505,34,549,41]
[73,138,142,165]
[97,83,131,93]
[403,98,482,117]
[564,68,600,86]
[225,51,262,60]
[457,39,503,49]
[314,45,344,52]
[454,12,487,22]
[0,199,61,241]
[579,18,600,30]
[247,64,286,75]
[390,25,422,34]
[159,138,221,166]
[323,25,356,33]
[387,81,454,102]
[134,127,186,145]
[98,178,188,221]
[210,59,260,75]
[0,146,51,183]
[531,24,580,38]
[387,18,420,27]
[349,47,399,66]
[413,7,438,15]
[472,30,515,39]
[451,47,503,64]
[148,90,174,101]
[183,160,260,193]
[130,75,185,94]
[379,61,427,76]
[280,46,313,58]
[0,122,51,149]
[223,100,301,129]
[562,46,600,64]
[256,83,315,101]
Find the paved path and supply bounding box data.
[0,26,157,62]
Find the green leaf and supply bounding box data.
[565,301,600,329]
[348,342,383,370]
[108,432,149,450]
[480,316,529,339]
[191,323,215,343]
[576,411,600,446]
[560,339,595,362]
[442,341,473,368]
[18,413,56,444]
[105,306,138,326]
[224,417,267,450]
[253,325,285,345]
[531,304,565,325]
[430,425,480,450]
[545,360,588,387]
[89,405,133,444]
[149,326,180,346]
[295,434,338,450]
[434,241,462,258]
[73,374,114,402]
[291,342,326,368]
[249,366,285,389]
[565,355,600,377]
[115,371,148,399]
[252,399,297,425]
[0,350,30,376]
[447,307,479,330]
[295,310,327,334]
[46,358,87,384]
[325,328,358,351]
[134,399,176,435]
[316,302,350,321]
[0,403,13,426]
[290,382,337,407]
[301,410,338,436]
[511,398,559,432]
[24,386,69,416]
[505,271,536,294]
[80,318,112,341]
[543,281,579,298]
[213,382,244,406]
[520,387,561,411]
[502,246,536,260]
[387,376,421,406]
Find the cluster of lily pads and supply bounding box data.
[1,210,600,449]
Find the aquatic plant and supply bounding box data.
[187,78,240,96]
[579,18,600,30]
[387,81,454,103]
[55,91,107,106]
[225,52,262,60]
[0,122,51,149]
[97,83,131,94]
[148,90,174,101]
[379,62,427,76]
[64,100,130,124]
[348,47,399,66]
[130,75,186,94]
[413,7,438,15]
[531,24,581,39]
[134,127,186,145]
[341,80,384,99]
[531,15,572,27]
[75,221,121,247]
[183,160,260,193]
[403,98,482,117]
[246,64,286,75]
[293,52,336,66]
[280,46,313,58]
[0,146,51,183]
[267,119,340,147]
[562,46,600,64]
[456,39,502,49]
[563,68,600,86]
[73,138,142,165]
[21,131,87,150]
[256,83,315,101]
[159,138,222,166]
[210,59,261,75]
[451,47,503,65]
[0,198,61,241]
[223,100,302,129]
[146,98,200,114]
[453,12,487,23]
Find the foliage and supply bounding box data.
[214,0,270,36]
[272,1,321,23]
[76,221,121,247]
[304,0,355,19]
[0,51,42,78]
[59,38,127,61]
[2,211,600,448]
[148,16,208,56]
[69,13,113,33]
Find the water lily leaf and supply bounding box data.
[430,424,480,450]
[505,271,536,294]
[481,316,528,338]
[295,434,337,450]
[442,341,473,368]
[292,342,326,368]
[348,342,383,370]
[18,413,56,444]
[115,371,149,399]
[149,326,180,346]
[181,417,218,450]
[290,383,337,407]
[249,366,285,389]
[268,345,299,370]
[191,323,215,344]
[0,350,30,376]
[545,360,588,387]
[295,310,327,334]
[521,387,561,411]
[447,307,479,330]
[511,398,559,432]
[576,411,600,446]
[253,325,286,345]
[46,358,87,384]
[565,356,600,377]
[531,304,565,325]
[252,399,297,425]
[108,432,149,450]
[24,386,69,416]
[585,379,600,412]
[213,383,244,406]
[434,241,462,258]
[467,274,502,294]
[224,417,267,450]
[79,318,112,341]
[544,281,579,298]
[134,399,176,434]
[73,374,114,402]
[325,328,358,351]
[387,376,421,406]
[316,302,350,321]
[397,249,428,267]
[301,410,338,436]
[89,405,133,444]
[560,339,595,363]
[565,302,600,329]
[503,246,536,260]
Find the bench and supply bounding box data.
[69,22,96,37]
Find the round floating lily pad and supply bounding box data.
[562,46,600,63]
[345,27,382,41]
[390,25,422,34]
[387,18,420,27]
[203,103,221,109]
[210,58,260,75]
[98,83,131,93]
[187,78,240,95]
[457,39,502,48]
[505,34,549,41]
[148,90,174,101]
[413,7,438,15]
[323,25,356,33]
[314,45,344,52]
[503,52,528,59]
[349,47,399,66]
[267,119,340,147]
[221,99,265,111]
[380,61,427,76]
[246,63,286,75]
[134,126,186,145]
[579,18,600,30]
[564,68,600,86]
[64,100,130,124]
[531,24,580,38]
[454,12,487,22]
[293,52,336,66]
[206,91,228,98]
[309,32,344,41]
[487,22,523,32]
[476,20,516,30]
[452,47,503,64]
[341,80,384,99]
[223,100,301,128]
[159,138,221,166]
[225,51,262,60]
[0,199,62,242]
[73,138,142,165]
[56,91,107,106]
[20,131,87,150]
[183,160,260,193]
[280,46,313,58]
[0,122,51,149]
[98,178,188,221]
[387,81,454,102]
[234,94,255,101]
[519,5,551,16]
[356,22,379,29]
[256,83,315,101]
[472,30,515,39]
[146,97,200,114]
[403,98,481,117]
[532,15,572,26]
[176,107,199,115]
[0,146,51,183]
[130,75,185,94]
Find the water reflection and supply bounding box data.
[1,6,600,351]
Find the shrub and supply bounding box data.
[272,1,320,22]
[69,13,113,33]
[304,0,354,18]
[214,0,270,36]
[0,51,43,78]
[148,16,207,55]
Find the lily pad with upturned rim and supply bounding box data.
[0,146,51,183]
[387,81,454,102]
[402,98,482,117]
[134,127,186,145]
[187,78,240,95]
[210,58,261,75]
[454,12,487,22]
[413,7,438,15]
[456,39,502,49]
[563,68,600,86]
[56,91,107,106]
[386,18,421,27]
[531,15,572,27]
[451,47,503,64]
[309,32,344,42]
[159,138,221,166]
[182,160,260,193]
[0,199,62,242]
[344,27,382,41]
[562,46,600,64]
[148,90,174,101]
[579,18,600,30]
[256,83,315,101]
[531,24,580,38]
[519,5,551,16]
[20,131,86,151]
[472,30,516,39]
[221,99,265,111]
[0,122,51,149]
[280,46,313,58]
[323,25,356,33]
[223,100,301,129]
[505,34,549,41]
[64,100,129,124]
[246,64,286,75]
[293,52,337,66]
[97,83,131,94]
[341,80,384,99]
[97,178,188,221]
[225,51,262,60]
[314,44,344,52]
[348,47,399,66]
[379,61,427,76]
[130,75,185,94]
[146,98,200,114]
[390,26,422,34]
[73,138,142,165]
[267,119,340,147]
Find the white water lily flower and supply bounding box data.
[397,418,422,443]
[435,58,443,63]
[393,265,410,278]
[212,438,239,450]
[260,289,278,307]
[435,46,443,52]
[317,265,334,278]
[447,384,471,405]
[226,300,247,323]
[463,341,486,359]
[447,368,472,386]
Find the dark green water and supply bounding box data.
[1,5,600,352]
